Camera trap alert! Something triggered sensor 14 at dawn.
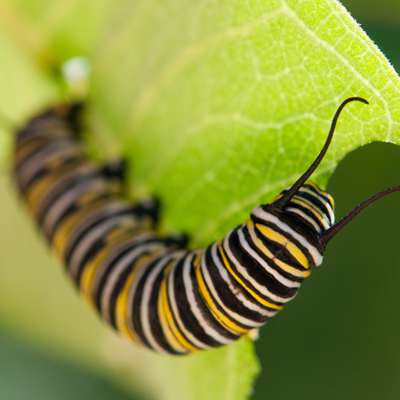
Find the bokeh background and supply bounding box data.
[1,1,400,399]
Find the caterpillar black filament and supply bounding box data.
[12,97,400,354]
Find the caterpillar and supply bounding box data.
[12,97,400,355]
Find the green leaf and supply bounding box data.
[0,1,400,400]
[0,0,117,66]
[87,1,400,399]
[89,0,400,245]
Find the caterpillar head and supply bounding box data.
[276,182,335,235]
[263,182,335,269]
[255,97,400,267]
[250,182,335,271]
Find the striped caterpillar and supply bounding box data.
[12,97,400,354]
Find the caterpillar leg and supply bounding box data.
[65,102,85,133]
[44,102,85,137]
[135,197,189,245]
[100,158,127,183]
[134,196,160,225]
[165,232,190,247]
[100,160,161,226]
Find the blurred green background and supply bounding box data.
[1,1,400,400]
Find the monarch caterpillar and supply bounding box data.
[12,96,400,355]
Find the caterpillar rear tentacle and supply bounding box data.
[13,98,400,354]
